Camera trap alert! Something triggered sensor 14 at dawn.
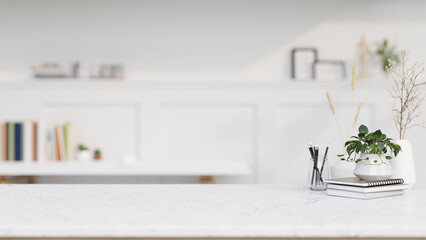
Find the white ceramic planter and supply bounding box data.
[353,154,393,181]
[330,159,356,179]
[77,150,91,162]
[390,139,416,189]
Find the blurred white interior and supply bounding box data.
[0,0,424,184]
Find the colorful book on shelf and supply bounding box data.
[32,122,38,161]
[46,129,53,161]
[63,124,69,161]
[23,121,38,162]
[0,121,38,162]
[54,126,60,161]
[14,122,23,161]
[46,122,75,161]
[58,126,66,161]
[7,122,14,161]
[64,122,75,161]
[24,122,32,162]
[1,122,7,161]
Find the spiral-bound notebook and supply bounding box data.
[324,177,404,187]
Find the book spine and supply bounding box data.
[46,129,52,161]
[58,126,65,161]
[52,128,55,161]
[55,126,62,161]
[32,122,37,161]
[14,123,22,161]
[24,122,32,163]
[67,122,76,161]
[1,122,7,162]
[54,127,60,161]
[63,124,68,161]
[8,122,14,161]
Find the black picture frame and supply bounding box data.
[291,48,318,80]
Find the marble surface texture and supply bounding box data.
[0,184,425,238]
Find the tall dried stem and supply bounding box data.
[326,91,344,146]
[346,66,356,138]
[388,51,426,139]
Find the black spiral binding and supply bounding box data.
[367,178,404,187]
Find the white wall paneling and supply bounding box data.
[0,82,424,184]
[156,103,257,183]
[275,103,375,184]
[42,103,139,161]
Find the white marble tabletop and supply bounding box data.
[0,184,425,238]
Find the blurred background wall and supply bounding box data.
[0,0,424,184]
[1,0,426,81]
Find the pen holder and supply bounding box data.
[308,155,329,191]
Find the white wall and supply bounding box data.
[1,0,426,81]
[0,0,425,184]
[0,82,424,184]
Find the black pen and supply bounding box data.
[319,144,329,181]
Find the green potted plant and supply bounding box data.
[77,144,90,162]
[340,124,401,181]
[93,149,102,160]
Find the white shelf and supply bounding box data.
[0,160,251,176]
[0,79,393,91]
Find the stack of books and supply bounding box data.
[46,122,76,161]
[325,177,408,199]
[0,121,38,162]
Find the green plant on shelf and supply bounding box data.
[78,144,89,151]
[376,39,399,71]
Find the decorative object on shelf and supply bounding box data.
[357,35,371,80]
[31,62,80,79]
[326,67,363,178]
[314,60,346,81]
[387,51,425,188]
[342,124,401,181]
[0,121,38,162]
[291,48,318,80]
[291,47,347,81]
[77,144,91,162]
[94,149,102,160]
[375,39,399,72]
[90,64,124,80]
[307,143,329,191]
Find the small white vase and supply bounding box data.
[390,139,416,189]
[330,159,356,179]
[77,150,91,162]
[353,154,393,181]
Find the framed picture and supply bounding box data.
[291,48,318,80]
[314,60,346,81]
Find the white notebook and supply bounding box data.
[327,188,405,200]
[324,177,404,187]
[327,183,409,193]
